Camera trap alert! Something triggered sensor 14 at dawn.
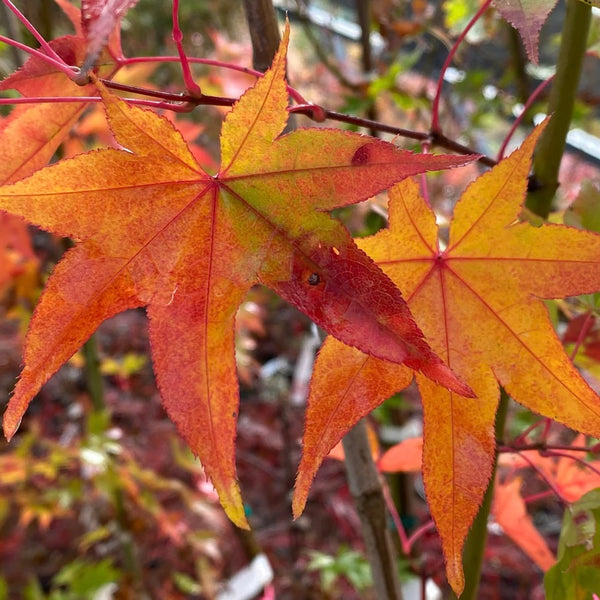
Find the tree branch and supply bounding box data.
[343,420,403,600]
[528,0,592,217]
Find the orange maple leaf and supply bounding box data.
[295,120,600,593]
[0,27,474,528]
[492,476,556,572]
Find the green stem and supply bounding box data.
[528,0,591,218]
[82,335,105,413]
[449,390,509,600]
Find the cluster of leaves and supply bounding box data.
[0,407,230,597]
[2,0,600,596]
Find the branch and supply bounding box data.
[243,0,281,72]
[528,0,592,218]
[342,420,403,600]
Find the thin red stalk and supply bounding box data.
[515,450,568,505]
[171,0,202,96]
[0,34,76,77]
[2,0,66,67]
[118,55,308,104]
[381,476,410,554]
[512,418,546,445]
[539,417,552,444]
[431,0,493,133]
[569,310,594,361]
[497,76,553,160]
[0,96,98,105]
[499,444,596,453]
[420,141,432,207]
[521,490,555,503]
[543,449,600,479]
[119,54,263,77]
[0,94,201,111]
[405,520,435,550]
[291,105,430,140]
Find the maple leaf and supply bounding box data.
[377,438,556,570]
[501,435,600,503]
[81,0,138,68]
[492,476,555,571]
[295,120,600,593]
[493,0,558,63]
[0,35,97,183]
[0,26,475,528]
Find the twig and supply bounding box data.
[431,0,493,134]
[171,0,202,96]
[243,0,281,72]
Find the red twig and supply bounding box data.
[543,448,600,480]
[0,34,77,78]
[499,443,598,454]
[569,310,594,361]
[381,476,410,554]
[514,449,569,506]
[497,76,554,160]
[431,0,493,134]
[2,0,68,70]
[171,0,202,96]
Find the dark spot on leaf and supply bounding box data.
[308,273,320,285]
[351,144,371,166]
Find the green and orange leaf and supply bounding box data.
[296,120,600,594]
[0,26,475,528]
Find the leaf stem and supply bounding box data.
[431,0,493,134]
[449,389,509,600]
[2,0,66,68]
[528,0,592,218]
[171,0,202,96]
[82,334,105,413]
[497,75,553,161]
[0,34,77,77]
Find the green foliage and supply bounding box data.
[172,571,203,595]
[564,181,600,233]
[307,546,373,593]
[21,559,120,600]
[545,489,600,599]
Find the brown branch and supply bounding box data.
[343,420,403,600]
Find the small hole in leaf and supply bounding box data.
[308,273,320,285]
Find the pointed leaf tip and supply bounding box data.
[3,412,21,442]
[222,493,250,530]
[417,360,475,398]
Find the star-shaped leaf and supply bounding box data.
[296,120,600,593]
[0,26,475,528]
